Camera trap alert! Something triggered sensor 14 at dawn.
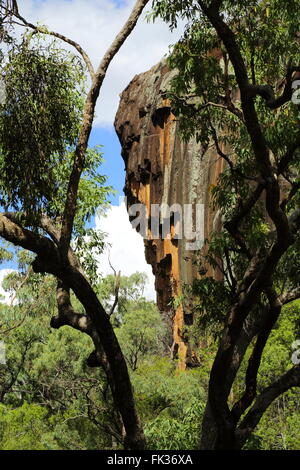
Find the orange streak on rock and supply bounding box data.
[115,61,225,369]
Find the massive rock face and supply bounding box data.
[114,61,224,369]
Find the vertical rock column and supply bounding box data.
[115,61,224,369]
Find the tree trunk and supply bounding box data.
[64,269,146,450]
[34,259,146,450]
[200,402,239,450]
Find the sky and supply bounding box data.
[0,0,184,301]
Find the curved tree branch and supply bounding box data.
[231,286,282,423]
[198,4,298,449]
[279,286,300,305]
[236,364,300,448]
[0,214,60,264]
[59,0,150,257]
[11,4,95,78]
[247,66,300,110]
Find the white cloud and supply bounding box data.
[95,200,156,300]
[7,1,169,301]
[0,207,157,304]
[19,0,184,127]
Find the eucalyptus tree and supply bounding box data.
[151,0,300,449]
[0,0,150,450]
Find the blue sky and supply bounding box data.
[0,0,184,300]
[18,0,183,200]
[89,127,124,206]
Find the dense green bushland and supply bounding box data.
[0,269,299,450]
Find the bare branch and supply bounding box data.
[223,246,237,293]
[0,214,59,265]
[224,182,265,259]
[2,212,85,276]
[280,180,300,211]
[59,0,150,257]
[279,286,300,305]
[236,364,300,448]
[169,93,245,124]
[51,280,92,333]
[201,100,245,122]
[51,282,110,375]
[12,10,95,78]
[248,66,300,110]
[108,255,121,317]
[278,136,300,175]
[231,286,282,423]
[38,214,61,244]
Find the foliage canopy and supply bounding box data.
[0,37,86,213]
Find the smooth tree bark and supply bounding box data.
[0,0,150,450]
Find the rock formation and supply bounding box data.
[114,61,224,369]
